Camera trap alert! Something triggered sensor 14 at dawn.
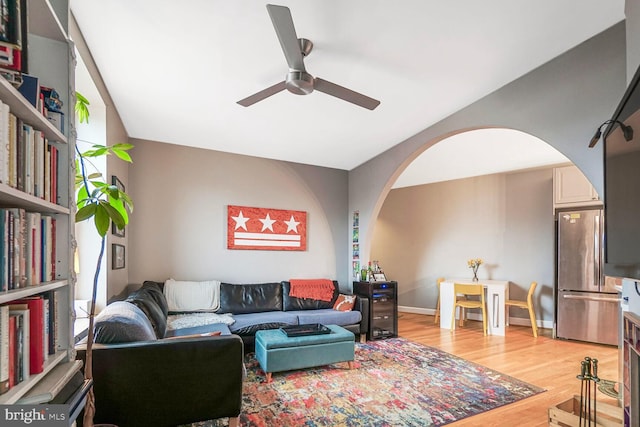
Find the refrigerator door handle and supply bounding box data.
[594,214,601,289]
[562,294,620,303]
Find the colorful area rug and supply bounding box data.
[190,338,544,426]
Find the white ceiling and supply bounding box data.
[70,1,624,184]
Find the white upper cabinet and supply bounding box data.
[553,165,601,207]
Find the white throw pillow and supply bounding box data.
[163,278,221,312]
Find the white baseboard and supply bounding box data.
[398,306,434,316]
[398,306,553,329]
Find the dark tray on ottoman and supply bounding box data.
[280,323,331,337]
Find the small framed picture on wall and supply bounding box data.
[111,175,125,237]
[112,244,125,269]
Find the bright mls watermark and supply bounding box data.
[1,405,67,426]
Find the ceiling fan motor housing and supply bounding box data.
[286,71,314,95]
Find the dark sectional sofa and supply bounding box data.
[75,279,369,427]
[219,280,368,347]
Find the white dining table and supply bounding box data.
[439,278,510,336]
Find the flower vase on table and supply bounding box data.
[467,258,483,282]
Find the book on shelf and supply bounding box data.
[34,130,44,198]
[46,110,64,134]
[0,210,7,291]
[43,291,57,355]
[25,211,41,286]
[0,104,58,199]
[0,42,20,72]
[51,374,90,417]
[0,67,21,87]
[42,298,48,361]
[0,208,56,288]
[16,360,83,404]
[0,100,9,184]
[7,209,15,289]
[0,305,9,394]
[17,73,38,107]
[8,305,29,384]
[7,313,15,388]
[8,208,26,289]
[14,296,45,375]
[40,215,55,282]
[17,0,26,73]
[0,0,28,81]
[0,0,22,48]
[7,112,16,187]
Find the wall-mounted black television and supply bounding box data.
[603,63,640,280]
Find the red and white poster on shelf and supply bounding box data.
[227,205,307,251]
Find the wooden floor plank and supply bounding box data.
[397,312,621,426]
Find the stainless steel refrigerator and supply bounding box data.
[556,208,619,346]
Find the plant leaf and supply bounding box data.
[94,204,110,236]
[90,181,108,189]
[75,91,90,124]
[112,143,134,150]
[76,203,96,222]
[119,192,134,212]
[101,184,119,199]
[76,186,89,208]
[112,149,132,163]
[99,200,125,229]
[109,197,128,225]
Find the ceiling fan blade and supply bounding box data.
[266,4,306,72]
[237,81,286,107]
[314,78,380,110]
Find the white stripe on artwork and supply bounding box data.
[234,239,301,247]
[234,232,301,241]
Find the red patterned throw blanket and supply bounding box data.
[289,279,335,302]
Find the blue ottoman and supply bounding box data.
[255,324,355,382]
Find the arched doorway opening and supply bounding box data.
[369,127,587,329]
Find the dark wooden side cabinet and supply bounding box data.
[353,281,398,340]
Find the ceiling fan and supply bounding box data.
[237,4,380,110]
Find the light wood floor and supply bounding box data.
[397,312,621,427]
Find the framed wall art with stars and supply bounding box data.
[227,205,307,251]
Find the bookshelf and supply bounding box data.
[0,0,76,406]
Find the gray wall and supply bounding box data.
[350,22,626,288]
[626,0,640,81]
[372,168,555,323]
[127,139,349,288]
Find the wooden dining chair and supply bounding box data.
[451,283,487,335]
[433,277,445,324]
[505,281,538,337]
[434,277,467,324]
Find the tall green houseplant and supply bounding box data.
[75,92,134,426]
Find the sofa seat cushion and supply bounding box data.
[229,311,299,335]
[293,309,362,326]
[163,323,232,338]
[94,301,157,344]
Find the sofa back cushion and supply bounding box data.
[141,281,169,314]
[125,282,168,339]
[219,282,282,314]
[281,280,339,311]
[163,279,221,312]
[94,301,157,344]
